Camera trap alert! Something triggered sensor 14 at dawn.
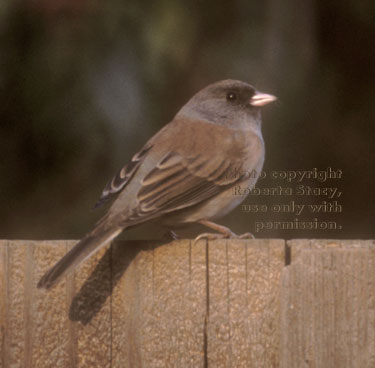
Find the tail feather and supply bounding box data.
[37,225,122,289]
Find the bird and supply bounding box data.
[37,79,276,289]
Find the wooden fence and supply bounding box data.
[1,239,374,367]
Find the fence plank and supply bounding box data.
[0,240,111,368]
[281,240,375,368]
[110,239,208,368]
[206,239,284,368]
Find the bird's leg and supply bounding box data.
[193,220,254,244]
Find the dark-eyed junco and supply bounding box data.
[38,79,276,289]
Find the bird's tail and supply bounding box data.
[37,223,123,289]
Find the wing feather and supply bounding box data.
[95,144,152,208]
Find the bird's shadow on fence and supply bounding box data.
[68,239,162,325]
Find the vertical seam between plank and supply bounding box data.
[203,240,209,368]
[226,240,232,367]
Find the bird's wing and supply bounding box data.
[132,150,242,219]
[124,118,258,222]
[95,143,152,208]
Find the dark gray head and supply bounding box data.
[177,79,276,131]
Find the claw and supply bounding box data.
[163,230,180,241]
[169,230,180,240]
[194,233,222,245]
[238,232,255,239]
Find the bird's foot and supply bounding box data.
[194,219,255,244]
[194,230,235,244]
[193,229,254,245]
[193,233,235,245]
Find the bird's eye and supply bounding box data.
[226,92,237,101]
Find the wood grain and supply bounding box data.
[108,239,284,367]
[0,239,284,367]
[2,239,375,367]
[280,239,375,368]
[0,240,111,368]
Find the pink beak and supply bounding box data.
[250,91,277,107]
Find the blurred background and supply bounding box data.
[1,0,374,240]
